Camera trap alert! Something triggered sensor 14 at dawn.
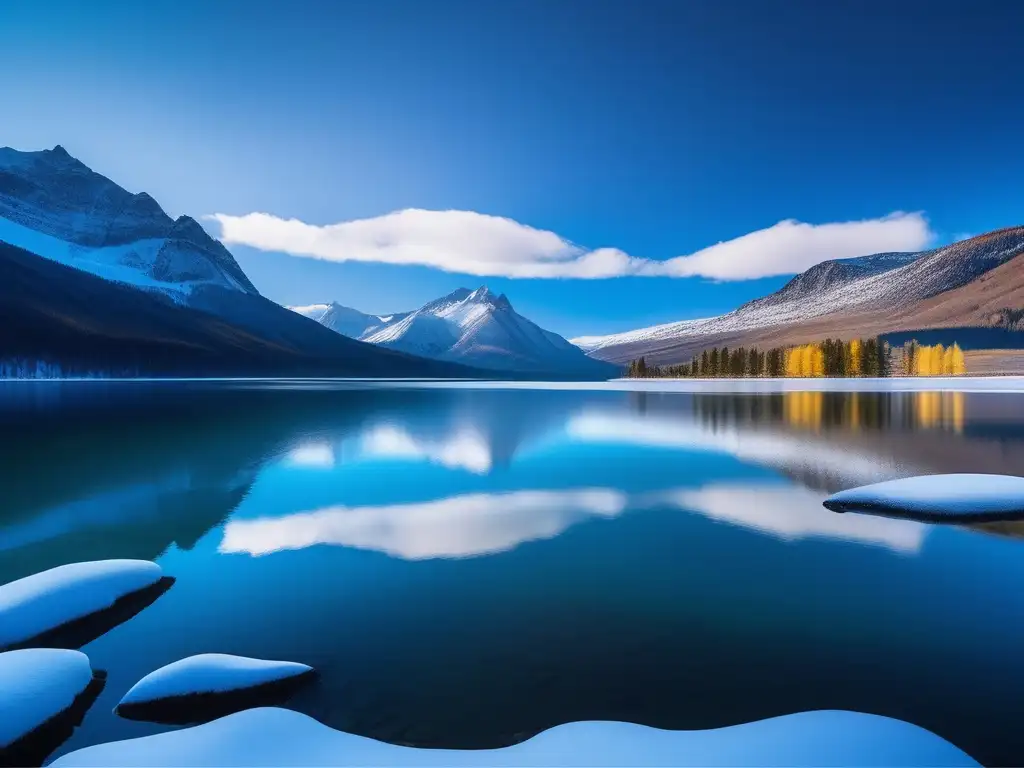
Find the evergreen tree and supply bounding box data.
[734,347,748,377]
[700,349,710,376]
[709,347,719,377]
[720,347,730,377]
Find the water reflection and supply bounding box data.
[221,489,628,559]
[5,382,1024,765]
[658,483,927,554]
[222,483,929,560]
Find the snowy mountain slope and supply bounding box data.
[0,146,257,299]
[296,287,616,376]
[289,303,404,339]
[0,239,483,378]
[575,227,1024,362]
[0,146,497,379]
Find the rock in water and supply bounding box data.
[115,654,316,725]
[0,648,106,767]
[0,560,171,652]
[823,474,1024,522]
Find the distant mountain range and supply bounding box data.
[0,146,485,378]
[291,287,615,376]
[574,227,1024,365]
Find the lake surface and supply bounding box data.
[4,381,1024,765]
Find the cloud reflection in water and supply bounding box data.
[221,482,926,560]
[220,489,627,559]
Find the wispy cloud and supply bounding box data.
[208,209,934,281]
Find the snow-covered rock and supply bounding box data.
[0,146,257,301]
[0,649,104,765]
[0,560,166,651]
[294,287,613,375]
[116,654,316,724]
[51,706,979,767]
[823,474,1024,521]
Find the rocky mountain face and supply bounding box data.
[0,145,257,297]
[574,227,1024,365]
[0,146,494,379]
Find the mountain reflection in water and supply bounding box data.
[1,382,1024,765]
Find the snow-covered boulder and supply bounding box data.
[0,649,106,766]
[0,560,171,652]
[823,474,1024,522]
[115,654,316,725]
[53,706,978,767]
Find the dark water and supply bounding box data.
[4,382,1024,765]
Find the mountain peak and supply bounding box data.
[466,285,502,304]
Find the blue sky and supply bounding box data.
[2,0,1023,337]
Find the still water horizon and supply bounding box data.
[3,381,1024,765]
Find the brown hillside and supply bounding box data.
[607,252,1024,366]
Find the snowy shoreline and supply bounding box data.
[3,375,1024,393]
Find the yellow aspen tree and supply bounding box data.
[810,345,825,377]
[942,345,954,375]
[914,345,928,376]
[849,339,862,377]
[800,345,813,377]
[952,343,966,375]
[785,347,801,377]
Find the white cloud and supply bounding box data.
[208,209,934,282]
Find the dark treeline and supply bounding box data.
[626,337,890,378]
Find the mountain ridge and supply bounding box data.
[0,146,257,297]
[575,226,1024,365]
[291,286,615,376]
[0,146,502,379]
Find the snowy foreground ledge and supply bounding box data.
[0,560,168,651]
[53,707,979,768]
[824,474,1024,522]
[0,649,104,765]
[117,654,316,724]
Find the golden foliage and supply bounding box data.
[905,342,966,376]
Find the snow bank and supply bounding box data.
[53,707,979,767]
[0,649,93,748]
[0,560,165,651]
[116,654,316,724]
[824,474,1024,521]
[0,649,105,765]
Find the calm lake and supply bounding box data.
[5,381,1024,765]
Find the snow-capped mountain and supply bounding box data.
[290,303,398,339]
[0,145,257,301]
[0,146,487,379]
[291,287,615,375]
[574,227,1024,363]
